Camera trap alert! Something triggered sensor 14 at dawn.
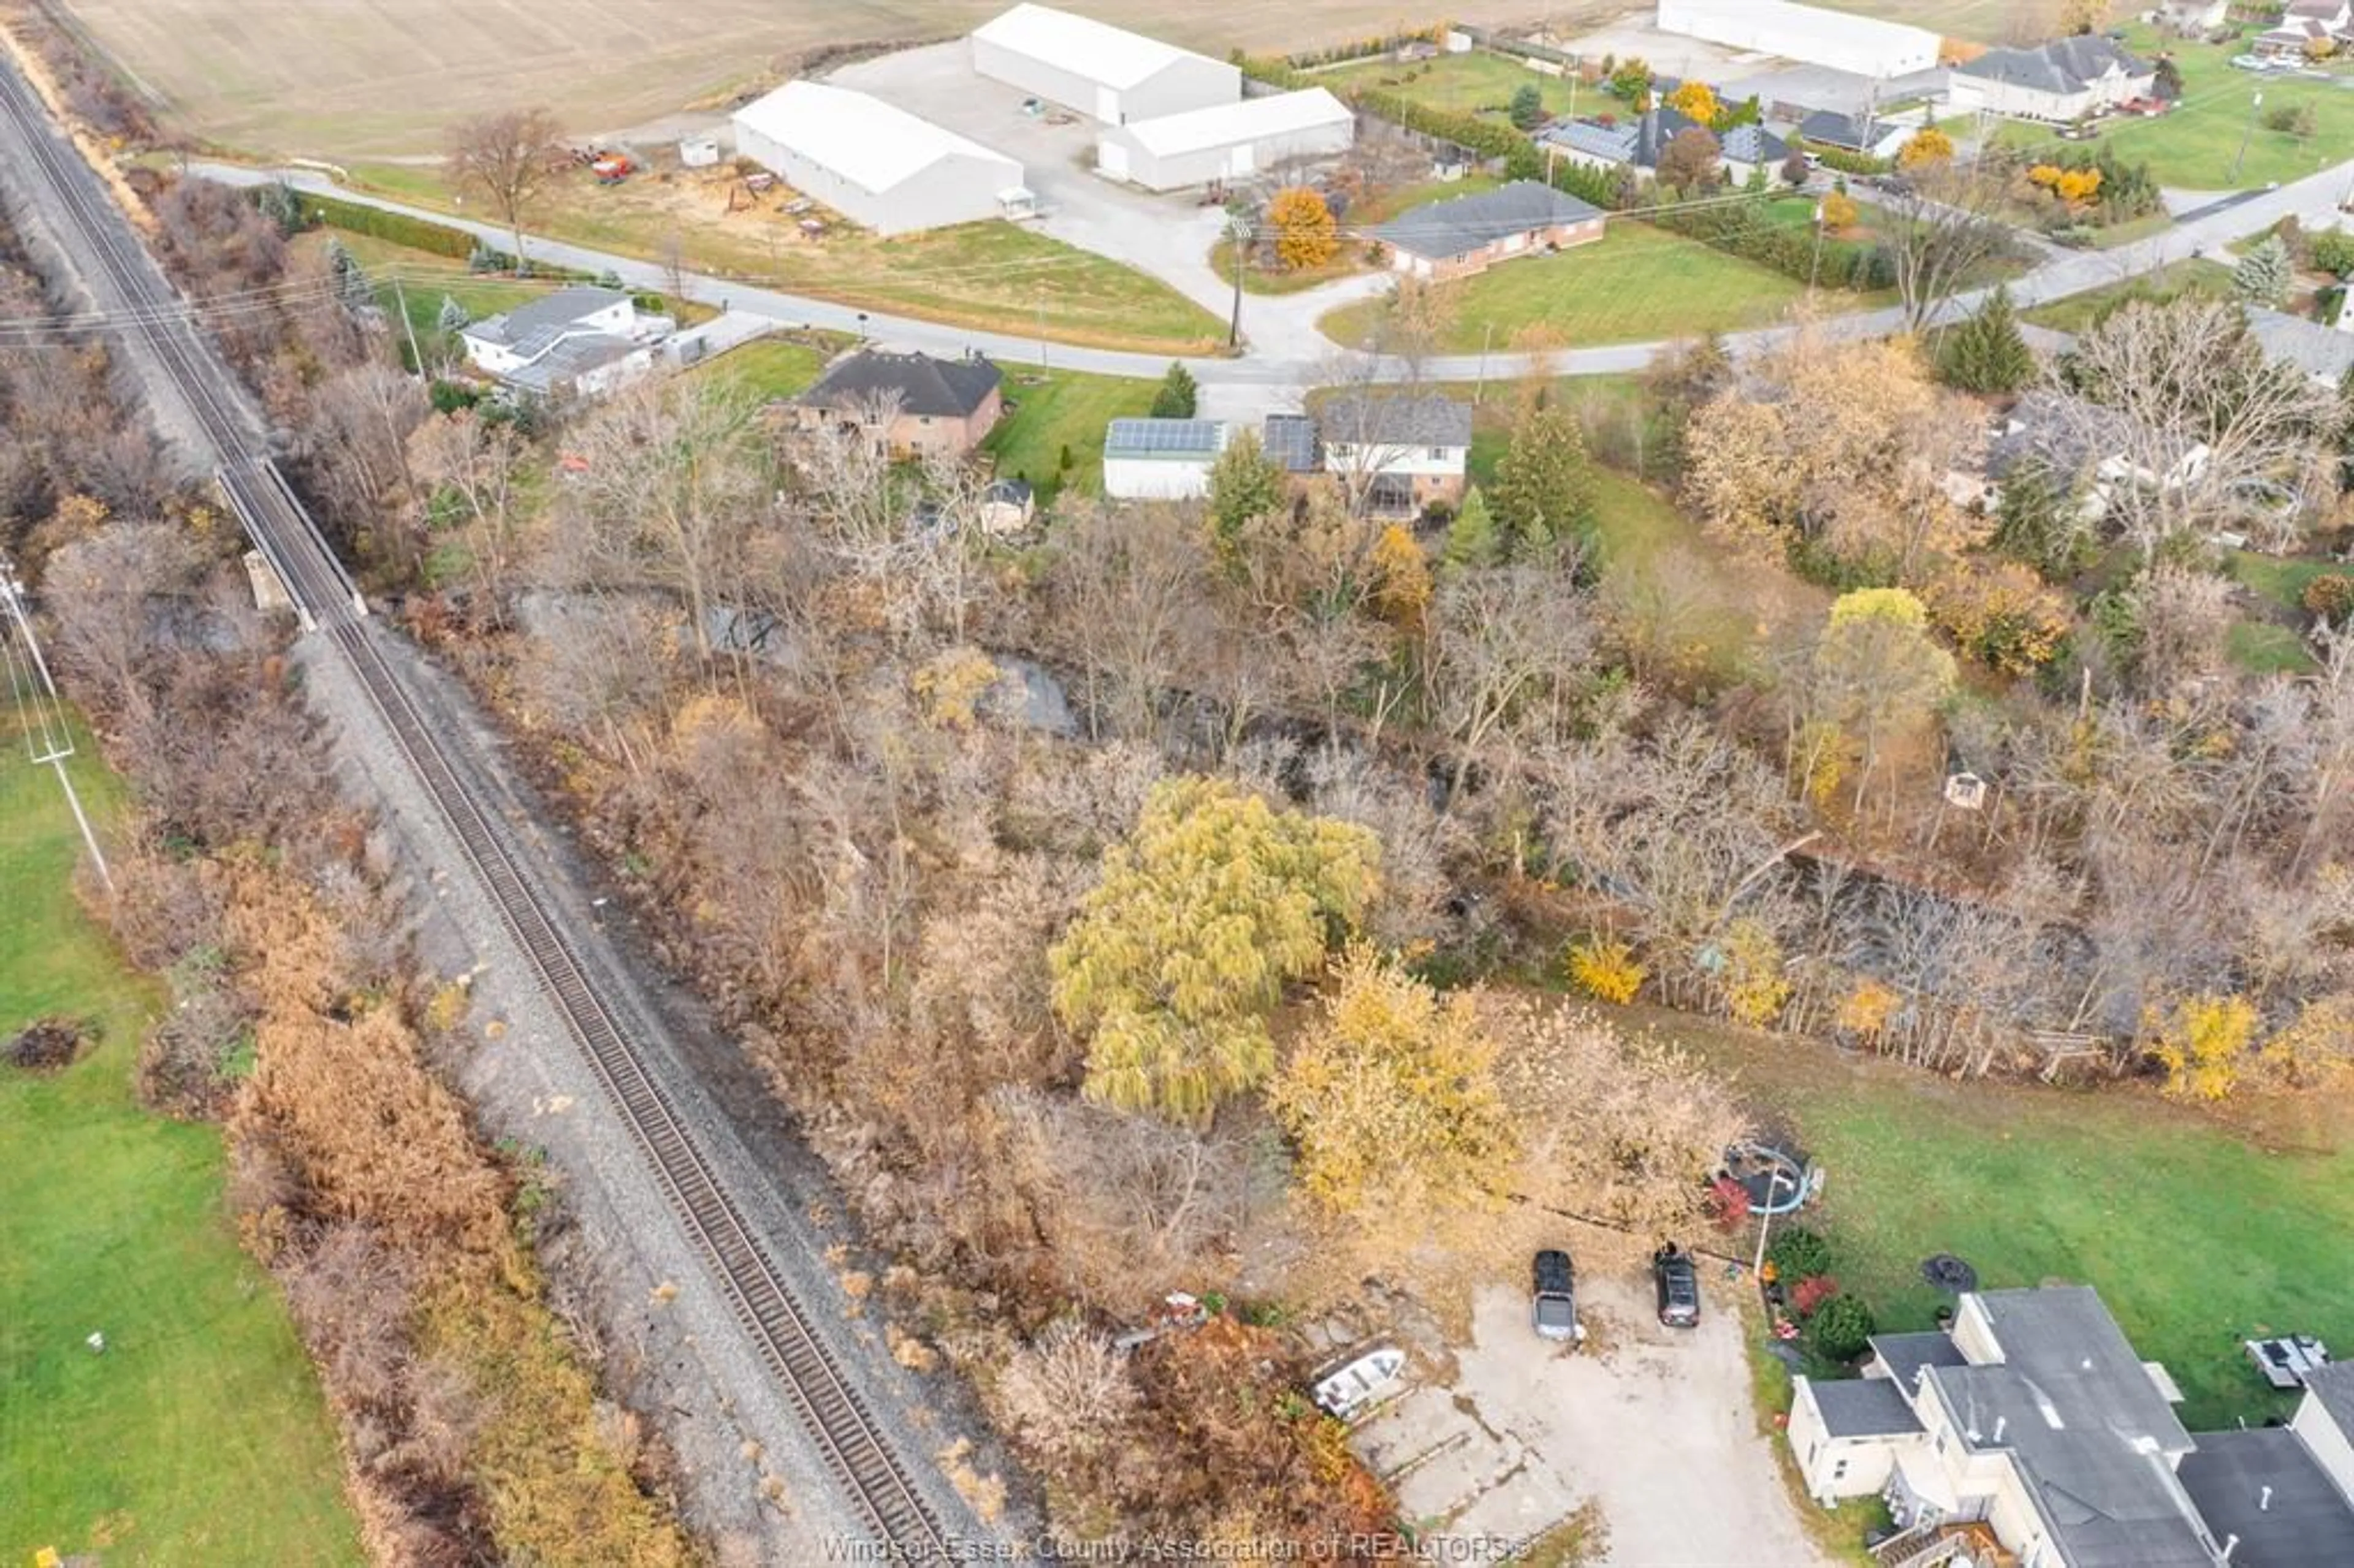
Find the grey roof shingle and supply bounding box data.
[2301,1362,2354,1441]
[1957,36,2149,96]
[1870,1330,1970,1391]
[797,349,1002,419]
[1541,107,1781,171]
[1797,110,1895,150]
[1810,1377,1923,1439]
[1262,413,1320,473]
[468,286,632,359]
[1922,1288,2209,1568]
[2244,306,2354,384]
[2178,1427,2354,1568]
[1317,392,1472,448]
[1370,179,1604,262]
[503,332,641,394]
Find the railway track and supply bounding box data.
[0,61,954,1558]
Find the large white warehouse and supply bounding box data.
[1098,88,1355,191]
[731,81,1029,237]
[1655,0,1942,78]
[971,3,1240,125]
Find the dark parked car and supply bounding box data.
[1532,1248,1579,1342]
[1654,1243,1701,1329]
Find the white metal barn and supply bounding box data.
[1654,0,1941,78]
[731,81,1027,236]
[1099,89,1355,190]
[1102,418,1229,499]
[970,3,1240,124]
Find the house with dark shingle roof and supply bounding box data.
[791,348,1004,457]
[1794,108,1911,159]
[1315,392,1472,515]
[1369,180,1605,283]
[1541,107,1792,188]
[1793,1285,2354,1568]
[1949,35,2154,122]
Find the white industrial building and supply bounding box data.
[971,3,1240,125]
[1655,0,1941,78]
[1097,88,1354,189]
[731,80,1030,236]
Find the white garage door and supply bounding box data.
[1228,142,1255,178]
[1099,142,1130,181]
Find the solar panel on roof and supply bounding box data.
[1107,418,1223,455]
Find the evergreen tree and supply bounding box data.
[1509,83,1545,131]
[324,238,371,310]
[1149,360,1198,419]
[2152,56,2184,102]
[1441,487,1500,576]
[2234,234,2292,308]
[436,295,472,334]
[1488,400,1593,560]
[1205,428,1285,570]
[1938,285,2036,394]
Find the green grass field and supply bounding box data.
[694,336,840,402]
[2021,257,2235,333]
[1322,219,1818,350]
[0,711,360,1564]
[1646,1007,2354,1428]
[1998,24,2354,190]
[1320,51,1593,123]
[345,162,1227,357]
[983,365,1160,501]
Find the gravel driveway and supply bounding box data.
[1355,1274,1831,1568]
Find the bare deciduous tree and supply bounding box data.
[444,107,563,261]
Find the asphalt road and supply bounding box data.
[195,158,2354,386]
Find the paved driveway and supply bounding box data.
[1354,1276,1832,1568]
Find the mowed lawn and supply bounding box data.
[983,366,1160,501]
[1645,1007,2354,1429]
[695,337,841,403]
[1321,50,1592,122]
[2021,257,2235,333]
[0,710,360,1563]
[1998,25,2354,189]
[1321,221,1816,349]
[343,163,1228,357]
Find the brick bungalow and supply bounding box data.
[1369,180,1607,283]
[791,348,1004,458]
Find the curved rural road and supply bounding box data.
[197,160,2354,386]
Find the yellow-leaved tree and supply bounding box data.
[1268,945,1516,1214]
[2148,993,2259,1101]
[1369,522,1433,631]
[1268,185,1338,271]
[1897,127,1954,170]
[1051,777,1381,1123]
[1664,80,1722,127]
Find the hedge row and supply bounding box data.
[292,190,478,260]
[1797,141,1892,178]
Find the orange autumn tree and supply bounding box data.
[1268,186,1338,270]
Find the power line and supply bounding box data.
[1,555,112,894]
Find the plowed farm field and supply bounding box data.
[52,0,1570,158]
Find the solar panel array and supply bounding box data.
[1105,417,1225,456]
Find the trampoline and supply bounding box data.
[1722,1141,1813,1216]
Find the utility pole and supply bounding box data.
[1227,210,1251,348]
[1,559,112,896]
[2231,91,2263,185]
[1810,200,1826,292]
[1475,319,1496,403]
[390,273,425,379]
[1035,283,1048,370]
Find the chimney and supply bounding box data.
[2222,1534,2239,1562]
[2260,1485,2274,1512]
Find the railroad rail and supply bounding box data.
[0,60,953,1556]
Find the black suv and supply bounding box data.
[1532,1249,1579,1342]
[1653,1243,1701,1329]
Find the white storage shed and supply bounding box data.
[1099,88,1355,190]
[971,3,1240,125]
[731,80,1029,236]
[1103,418,1229,499]
[1655,0,1941,78]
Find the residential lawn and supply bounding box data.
[981,365,1160,501]
[1320,220,1821,350]
[2227,618,2315,675]
[1319,51,1594,123]
[346,162,1227,356]
[1209,237,1363,295]
[1995,23,2354,190]
[0,710,361,1565]
[1207,175,1512,297]
[693,335,842,402]
[2083,210,2177,251]
[1636,1004,2354,1429]
[304,230,555,349]
[2230,548,2342,611]
[2021,257,2235,333]
[1350,173,1507,228]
